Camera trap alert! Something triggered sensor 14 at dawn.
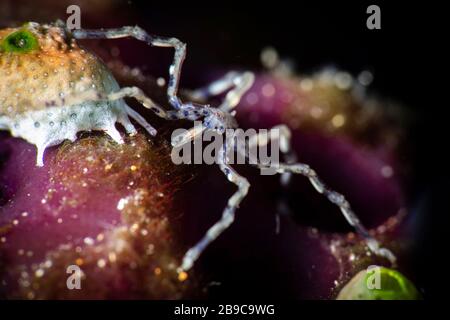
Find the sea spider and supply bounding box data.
[0,21,395,274]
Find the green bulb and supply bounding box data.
[337,267,421,300]
[1,29,39,53]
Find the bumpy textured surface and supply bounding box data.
[0,22,151,167]
[0,23,114,114]
[0,131,195,299]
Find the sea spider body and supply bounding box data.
[0,22,154,166]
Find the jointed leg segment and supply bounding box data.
[73,26,187,110]
[106,86,205,131]
[247,124,297,186]
[188,71,255,112]
[260,161,397,263]
[180,143,250,271]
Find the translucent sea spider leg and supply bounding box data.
[180,138,250,271]
[72,27,188,110]
[175,72,256,271]
[107,87,204,124]
[171,122,207,148]
[218,72,254,112]
[238,125,396,263]
[104,126,125,144]
[244,125,299,229]
[247,124,297,186]
[187,71,255,111]
[256,160,397,264]
[188,71,240,100]
[122,104,156,136]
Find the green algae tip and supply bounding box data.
[337,267,421,300]
[1,29,39,53]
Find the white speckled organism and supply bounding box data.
[0,21,396,274]
[0,22,161,166]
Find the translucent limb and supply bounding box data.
[259,161,397,264]
[117,108,138,135]
[188,71,241,100]
[188,71,255,111]
[107,86,206,124]
[171,122,206,148]
[245,124,298,233]
[240,124,395,263]
[247,124,297,186]
[173,72,255,271]
[73,26,187,110]
[104,124,124,144]
[218,72,254,112]
[180,143,250,271]
[123,104,155,136]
